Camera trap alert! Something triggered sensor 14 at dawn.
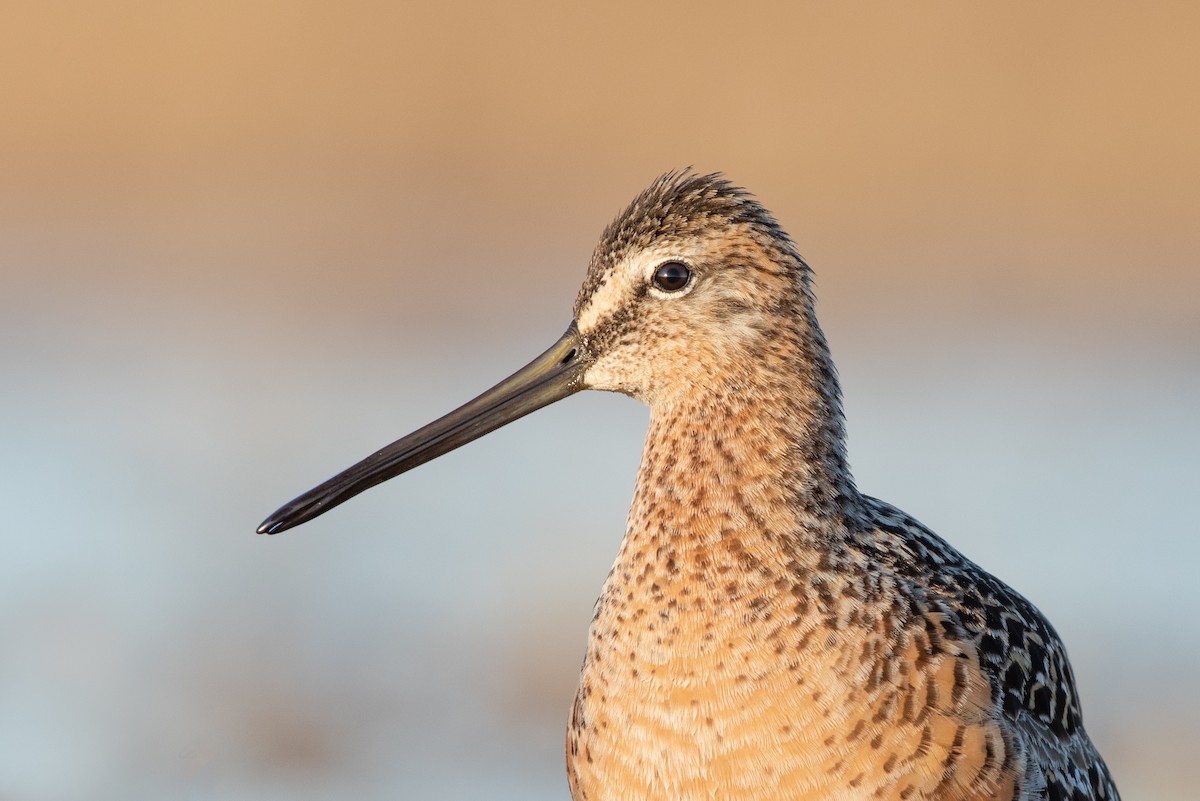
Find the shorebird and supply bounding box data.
[259,172,1120,800]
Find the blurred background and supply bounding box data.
[2,3,1197,799]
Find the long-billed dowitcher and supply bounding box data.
[259,172,1120,800]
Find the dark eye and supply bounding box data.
[652,261,692,292]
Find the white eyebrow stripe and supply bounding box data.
[576,271,631,331]
[576,244,702,332]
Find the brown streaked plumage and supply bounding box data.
[259,171,1120,800]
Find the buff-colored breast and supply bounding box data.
[565,404,1019,801]
[568,564,1018,801]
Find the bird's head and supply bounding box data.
[258,171,823,534]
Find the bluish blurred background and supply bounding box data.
[2,3,1197,799]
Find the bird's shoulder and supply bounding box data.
[851,495,1120,801]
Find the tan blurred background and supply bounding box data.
[2,3,1197,799]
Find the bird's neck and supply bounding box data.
[629,337,858,567]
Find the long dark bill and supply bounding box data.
[257,323,586,535]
